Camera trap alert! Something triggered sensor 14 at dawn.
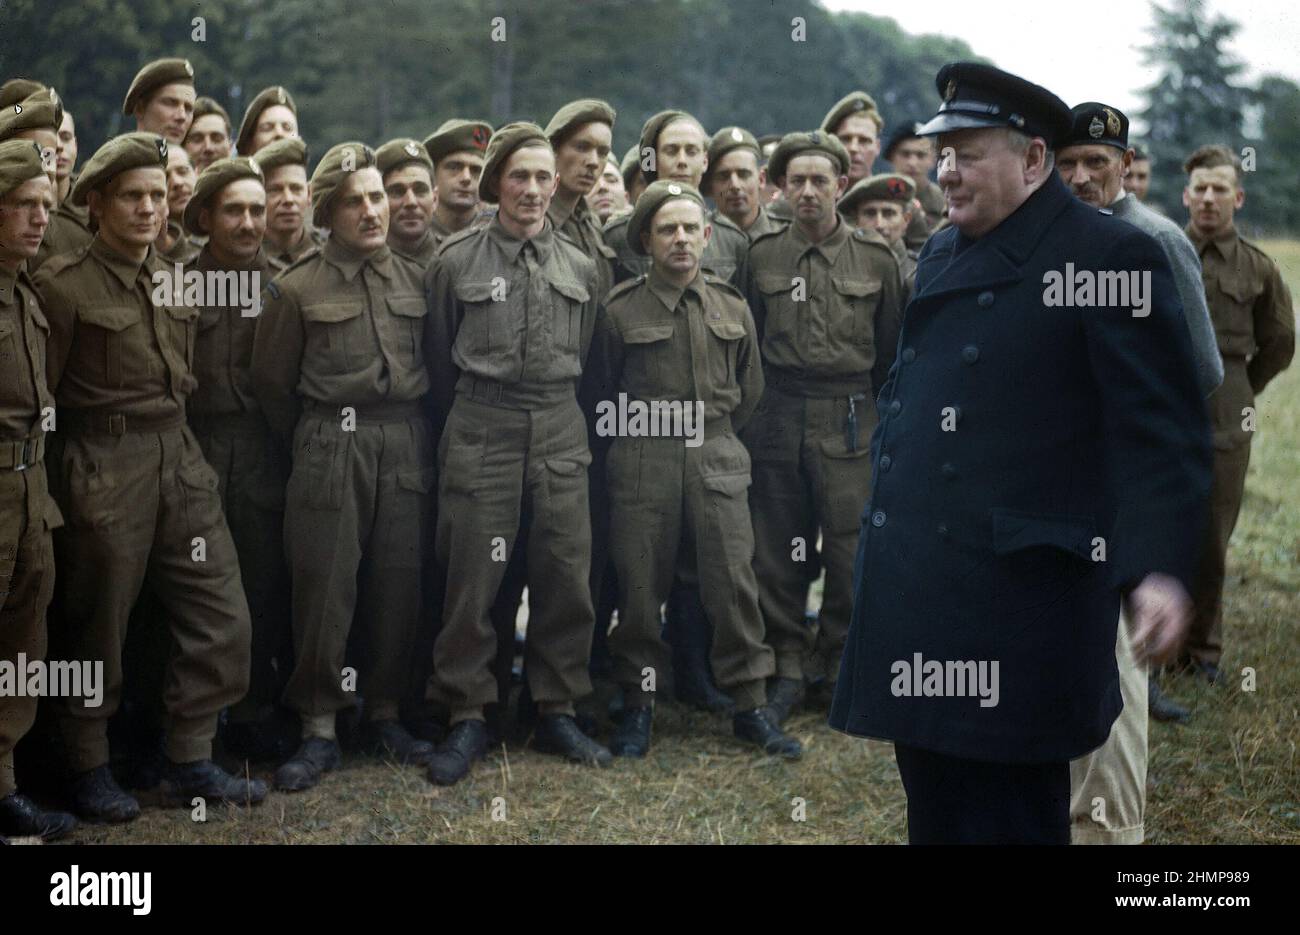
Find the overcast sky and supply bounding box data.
[819,0,1300,132]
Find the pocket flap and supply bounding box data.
[387,294,428,319]
[166,304,200,322]
[706,317,747,341]
[818,434,871,459]
[1218,274,1261,304]
[623,322,675,345]
[0,319,13,338]
[178,461,219,492]
[991,508,1095,560]
[755,272,792,296]
[396,466,436,493]
[302,301,362,324]
[78,304,141,332]
[545,453,592,475]
[550,278,590,303]
[454,281,498,304]
[832,276,882,298]
[702,470,751,496]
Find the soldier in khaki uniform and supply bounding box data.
[884,121,945,251]
[184,96,233,175]
[251,142,437,790]
[0,141,78,840]
[839,172,918,297]
[377,138,439,268]
[35,96,93,272]
[704,126,788,242]
[743,132,904,721]
[586,153,628,225]
[423,119,492,249]
[235,86,298,157]
[620,144,646,207]
[34,133,263,822]
[591,181,800,758]
[423,123,611,786]
[252,137,325,274]
[182,157,294,761]
[124,59,196,145]
[0,88,60,189]
[1180,145,1295,681]
[821,92,883,186]
[605,110,749,287]
[156,144,200,264]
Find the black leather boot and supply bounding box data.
[69,765,140,823]
[733,707,802,759]
[163,759,268,806]
[273,737,341,792]
[362,719,435,764]
[766,676,806,726]
[0,792,78,840]
[610,707,653,758]
[426,719,488,786]
[1148,675,1190,723]
[533,714,612,766]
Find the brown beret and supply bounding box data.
[839,172,916,217]
[69,132,169,206]
[702,126,760,187]
[122,58,194,115]
[251,136,308,174]
[0,89,63,142]
[544,99,616,146]
[189,96,232,135]
[183,156,264,237]
[0,79,46,111]
[820,91,882,135]
[236,86,296,155]
[423,119,492,165]
[478,122,550,204]
[375,138,433,179]
[619,144,642,191]
[627,180,707,256]
[0,139,49,199]
[767,131,850,185]
[310,141,376,228]
[638,110,702,184]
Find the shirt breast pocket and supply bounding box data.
[164,304,199,363]
[302,300,365,374]
[756,272,797,342]
[831,275,882,346]
[621,321,676,395]
[453,280,511,361]
[1215,273,1262,357]
[386,293,427,366]
[77,303,142,388]
[705,316,746,393]
[548,277,590,351]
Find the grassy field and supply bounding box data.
[70,242,1300,845]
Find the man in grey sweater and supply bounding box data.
[1056,102,1222,845]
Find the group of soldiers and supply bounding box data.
[0,53,1292,843]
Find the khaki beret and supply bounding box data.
[0,139,49,199]
[423,119,492,165]
[619,144,641,190]
[69,132,169,206]
[478,122,550,204]
[236,86,296,155]
[702,126,760,187]
[0,79,46,111]
[820,91,881,135]
[0,89,63,142]
[375,138,433,179]
[189,96,232,135]
[310,141,376,228]
[122,58,194,115]
[544,98,616,146]
[839,172,916,217]
[638,110,701,184]
[183,156,264,237]
[767,131,850,185]
[252,136,308,174]
[627,180,707,256]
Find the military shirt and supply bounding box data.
[745,218,904,397]
[738,204,788,243]
[549,195,617,303]
[425,216,600,419]
[264,222,327,275]
[34,237,199,423]
[889,238,918,300]
[0,265,53,439]
[250,237,430,440]
[389,227,439,269]
[32,202,93,273]
[189,245,272,419]
[159,220,201,266]
[594,267,763,430]
[604,207,750,287]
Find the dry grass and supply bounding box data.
[69,242,1300,845]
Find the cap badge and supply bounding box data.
[1088,116,1105,139]
[184,61,194,77]
[276,88,286,104]
[944,80,958,102]
[1104,108,1121,137]
[887,178,907,197]
[472,126,489,149]
[157,138,168,161]
[730,127,743,142]
[404,141,420,157]
[667,184,682,195]
[809,131,820,144]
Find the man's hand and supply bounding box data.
[1125,572,1193,665]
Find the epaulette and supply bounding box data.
[710,211,744,234]
[1236,234,1276,266]
[851,226,897,257]
[603,274,645,305]
[748,225,786,249]
[437,225,480,255]
[32,241,93,280]
[701,272,746,302]
[602,212,630,236]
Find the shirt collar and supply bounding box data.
[646,265,702,312]
[322,235,393,282]
[90,235,151,289]
[486,215,555,265]
[390,227,435,260]
[1186,222,1239,260]
[790,214,849,264]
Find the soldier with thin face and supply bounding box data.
[124,58,196,145]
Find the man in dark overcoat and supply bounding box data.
[829,63,1212,844]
